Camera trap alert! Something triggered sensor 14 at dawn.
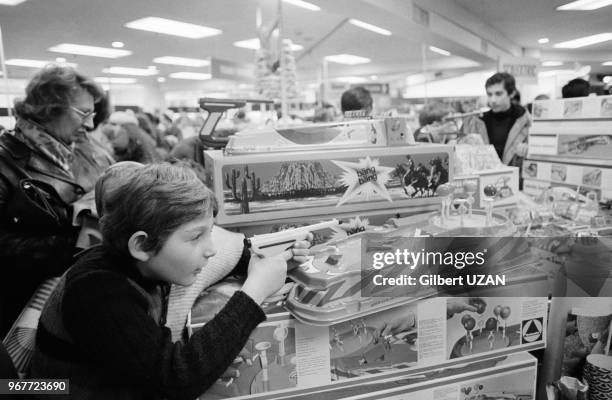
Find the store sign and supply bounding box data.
[498,56,539,84]
[210,58,254,82]
[350,83,390,94]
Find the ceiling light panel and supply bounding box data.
[6,58,77,68]
[557,0,612,10]
[553,33,612,48]
[233,38,303,51]
[324,54,371,65]
[102,67,158,76]
[94,77,137,84]
[169,72,212,80]
[0,0,27,5]
[49,43,132,58]
[348,19,392,36]
[542,61,563,67]
[153,56,210,67]
[282,0,320,11]
[125,17,222,39]
[429,46,451,56]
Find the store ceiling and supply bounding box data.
[0,0,611,86]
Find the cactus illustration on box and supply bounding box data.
[225,165,262,214]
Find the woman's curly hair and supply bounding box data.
[14,64,104,124]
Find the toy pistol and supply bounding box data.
[246,219,339,258]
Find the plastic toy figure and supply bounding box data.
[487,330,495,350]
[453,198,470,227]
[435,183,454,224]
[483,185,497,226]
[463,181,477,217]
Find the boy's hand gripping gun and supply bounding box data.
[246,219,339,258]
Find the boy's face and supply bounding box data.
[143,213,216,286]
[486,82,512,113]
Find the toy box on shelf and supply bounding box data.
[452,144,519,209]
[522,160,612,203]
[526,95,612,204]
[454,167,519,209]
[224,116,414,155]
[204,144,453,226]
[532,94,612,120]
[190,286,544,399]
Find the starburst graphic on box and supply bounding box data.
[330,216,370,241]
[333,157,394,206]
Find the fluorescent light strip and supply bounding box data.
[557,0,612,10]
[233,38,303,51]
[538,38,549,44]
[348,19,391,36]
[553,33,612,48]
[102,67,158,76]
[94,77,137,84]
[49,43,132,58]
[542,61,563,67]
[0,0,27,5]
[125,17,222,39]
[429,46,451,56]
[153,56,210,67]
[6,58,77,68]
[169,72,212,80]
[602,61,612,65]
[282,0,320,11]
[325,54,371,65]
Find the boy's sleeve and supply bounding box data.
[227,238,251,277]
[63,272,265,400]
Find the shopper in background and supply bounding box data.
[30,163,311,399]
[111,122,162,164]
[470,72,531,167]
[313,103,338,122]
[340,86,373,116]
[562,78,591,98]
[0,65,105,335]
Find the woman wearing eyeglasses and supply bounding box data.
[0,65,109,335]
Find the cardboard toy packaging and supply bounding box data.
[190,283,546,400]
[204,144,453,226]
[532,94,612,120]
[453,167,520,209]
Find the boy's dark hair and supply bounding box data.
[562,78,590,98]
[14,64,104,124]
[100,163,218,258]
[341,86,373,113]
[485,72,516,96]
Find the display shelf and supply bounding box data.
[205,352,538,400]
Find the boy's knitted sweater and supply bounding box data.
[30,244,264,400]
[166,226,248,341]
